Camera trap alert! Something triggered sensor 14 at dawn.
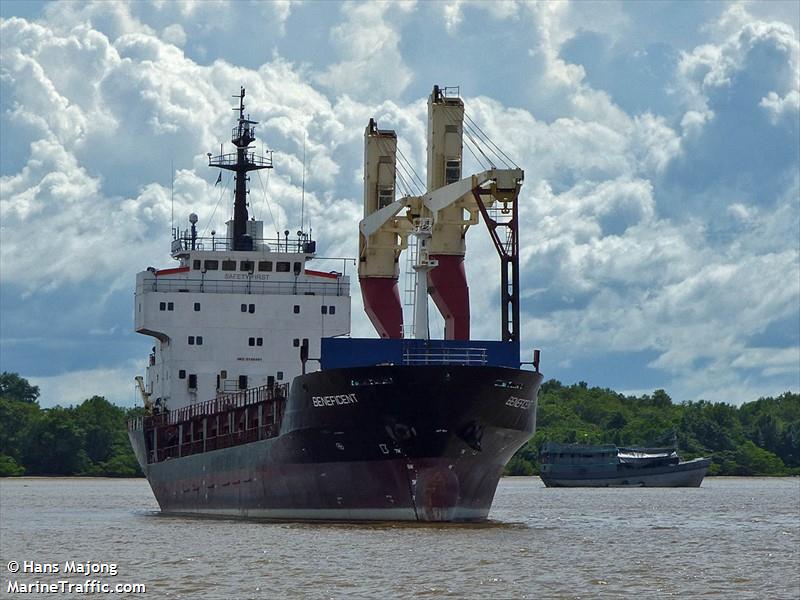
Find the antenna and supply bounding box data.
[301,133,306,234]
[170,159,174,237]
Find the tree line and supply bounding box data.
[505,380,800,476]
[0,373,143,477]
[0,372,797,477]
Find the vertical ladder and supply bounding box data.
[402,236,419,338]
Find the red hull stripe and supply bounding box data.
[156,266,190,276]
[305,269,339,280]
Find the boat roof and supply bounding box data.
[540,442,618,455]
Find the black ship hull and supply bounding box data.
[130,365,541,521]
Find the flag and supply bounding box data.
[215,172,222,186]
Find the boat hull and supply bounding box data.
[540,458,711,488]
[130,364,542,521]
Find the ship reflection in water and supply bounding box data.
[2,477,798,598]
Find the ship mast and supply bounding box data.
[208,87,273,251]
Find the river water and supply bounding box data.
[1,477,798,599]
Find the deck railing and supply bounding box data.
[402,347,488,366]
[146,277,346,297]
[128,383,288,432]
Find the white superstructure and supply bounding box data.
[134,88,353,412]
[135,227,351,411]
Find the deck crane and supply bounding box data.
[359,86,523,344]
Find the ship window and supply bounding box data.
[329,305,336,315]
[188,336,195,345]
[276,261,290,272]
[193,260,201,270]
[221,370,227,379]
[188,374,197,389]
[277,371,284,381]
[196,336,203,345]
[256,337,263,347]
[168,302,174,311]
[248,337,255,347]
[238,375,248,390]
[378,186,394,208]
[294,262,302,274]
[293,338,300,347]
[194,302,201,311]
[222,260,236,271]
[445,159,461,185]
[204,260,219,271]
[179,370,186,379]
[293,305,300,314]
[159,302,166,311]
[241,304,247,312]
[321,305,328,315]
[240,260,254,272]
[258,261,273,272]
[248,304,255,314]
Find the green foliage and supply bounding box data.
[0,374,142,478]
[0,454,25,476]
[0,373,795,479]
[0,372,40,403]
[0,397,40,463]
[505,380,799,477]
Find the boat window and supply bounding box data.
[194,302,201,312]
[248,304,255,314]
[196,336,203,345]
[241,304,247,313]
[276,261,290,272]
[240,260,254,272]
[222,260,236,271]
[221,370,227,379]
[238,375,248,390]
[204,260,219,271]
[445,158,461,185]
[178,370,186,379]
[293,338,300,347]
[256,337,263,347]
[329,305,336,315]
[248,337,255,347]
[188,336,195,345]
[293,305,300,314]
[378,185,394,208]
[276,371,284,381]
[167,302,174,311]
[293,262,302,274]
[321,305,328,315]
[159,302,166,311]
[258,261,273,272]
[188,374,197,389]
[193,260,201,270]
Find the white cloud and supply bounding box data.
[760,89,800,123]
[1,0,797,407]
[29,361,144,408]
[676,4,800,132]
[314,1,415,101]
[442,0,521,35]
[161,23,186,47]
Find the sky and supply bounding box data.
[0,0,798,408]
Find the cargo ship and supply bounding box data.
[539,443,711,487]
[128,86,543,521]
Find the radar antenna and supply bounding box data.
[208,87,273,251]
